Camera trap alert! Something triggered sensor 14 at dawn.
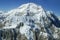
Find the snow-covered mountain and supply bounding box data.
[0,11,7,28]
[0,3,60,40]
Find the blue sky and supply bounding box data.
[0,0,60,16]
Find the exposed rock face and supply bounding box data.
[0,3,60,40]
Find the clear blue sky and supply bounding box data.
[0,0,60,16]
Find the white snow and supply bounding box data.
[0,3,59,40]
[3,24,17,29]
[20,24,31,34]
[53,33,59,38]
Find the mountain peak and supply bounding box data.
[0,3,60,40]
[18,3,43,10]
[18,3,45,16]
[18,3,40,8]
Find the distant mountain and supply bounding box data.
[58,17,60,20]
[0,3,60,40]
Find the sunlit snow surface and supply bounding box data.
[0,3,60,40]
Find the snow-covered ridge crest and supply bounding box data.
[4,3,47,28]
[6,3,45,16]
